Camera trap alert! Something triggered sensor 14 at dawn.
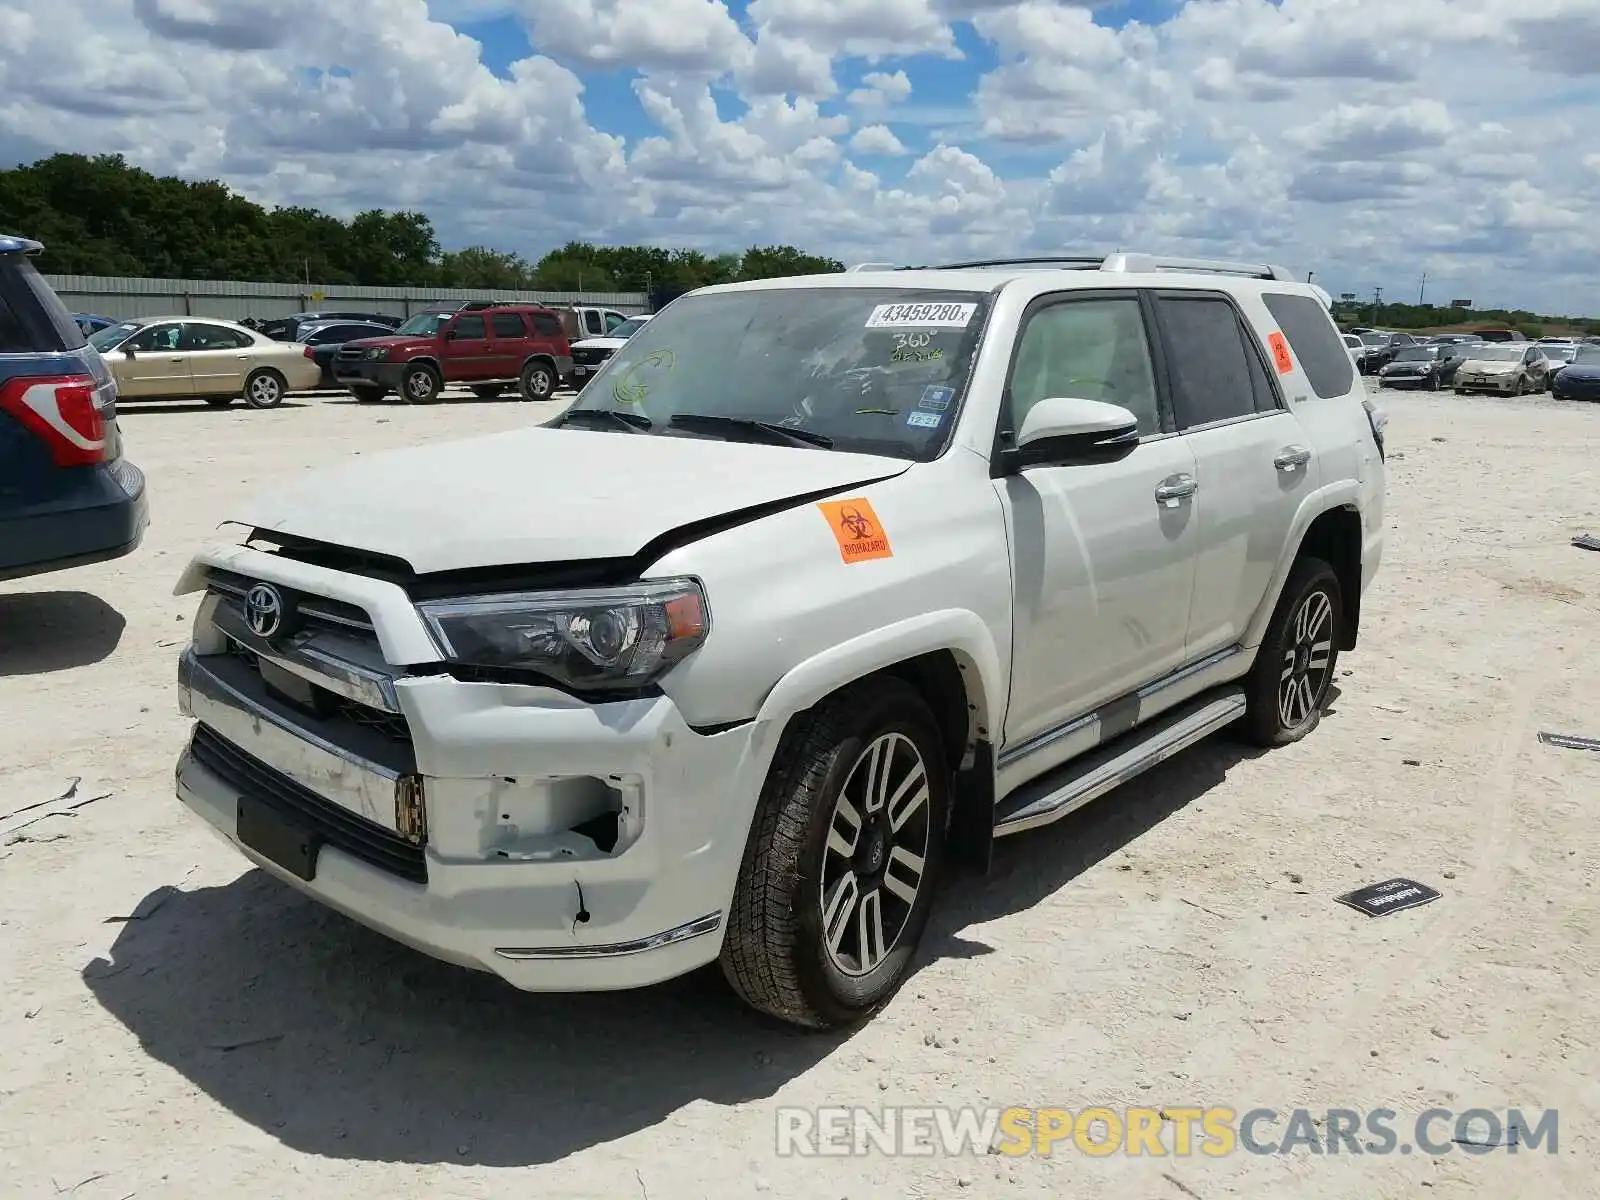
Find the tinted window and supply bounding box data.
[1262,292,1357,399]
[1008,297,1161,436]
[604,312,627,332]
[491,312,526,338]
[1157,296,1256,427]
[452,315,487,339]
[0,291,28,352]
[532,313,561,337]
[182,323,253,351]
[0,259,85,351]
[127,324,183,352]
[584,310,604,335]
[305,324,358,343]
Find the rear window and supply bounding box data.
[1262,292,1355,398]
[0,258,87,353]
[532,313,562,337]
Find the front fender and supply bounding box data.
[747,607,1004,759]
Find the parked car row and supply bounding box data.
[1364,331,1596,397]
[69,300,653,410]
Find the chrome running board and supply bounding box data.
[993,687,1247,837]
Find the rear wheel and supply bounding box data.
[351,385,388,404]
[720,678,949,1030]
[401,363,441,405]
[1240,557,1342,748]
[243,369,285,409]
[519,361,556,401]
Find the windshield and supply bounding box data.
[610,317,650,338]
[88,321,142,351]
[1468,346,1526,362]
[1541,344,1576,361]
[1343,335,1361,347]
[1574,346,1600,365]
[1360,333,1389,346]
[1394,348,1435,362]
[394,312,447,336]
[565,287,992,461]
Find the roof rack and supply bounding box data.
[0,234,44,257]
[847,252,1298,282]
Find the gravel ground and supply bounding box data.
[1,387,1597,1199]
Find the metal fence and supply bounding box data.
[44,274,649,322]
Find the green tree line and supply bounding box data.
[0,153,844,291]
[1331,300,1599,339]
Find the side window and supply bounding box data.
[128,324,182,352]
[1006,297,1161,437]
[491,312,526,339]
[1242,330,1280,413]
[604,311,627,332]
[1156,296,1257,428]
[531,313,561,337]
[452,315,487,340]
[182,323,253,351]
[584,310,604,335]
[1260,293,1357,400]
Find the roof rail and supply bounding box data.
[1099,253,1298,281]
[0,234,44,256]
[932,256,1104,271]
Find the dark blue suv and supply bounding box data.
[0,235,148,581]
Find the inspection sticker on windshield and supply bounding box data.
[906,411,942,429]
[920,385,955,411]
[866,302,977,329]
[818,497,894,564]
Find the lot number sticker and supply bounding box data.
[866,302,976,329]
[1267,332,1295,374]
[818,497,894,564]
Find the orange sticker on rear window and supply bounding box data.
[818,498,893,564]
[1268,332,1294,374]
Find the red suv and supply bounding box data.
[332,302,573,404]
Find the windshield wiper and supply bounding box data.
[667,413,834,450]
[558,407,652,433]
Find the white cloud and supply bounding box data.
[849,124,910,155]
[1,0,1598,310]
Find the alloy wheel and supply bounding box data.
[249,374,281,406]
[819,732,933,978]
[1279,589,1334,729]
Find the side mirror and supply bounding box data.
[1002,396,1140,472]
[122,345,137,357]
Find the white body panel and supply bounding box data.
[172,262,1386,993]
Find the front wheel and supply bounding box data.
[243,369,285,409]
[1240,556,1342,748]
[720,677,950,1030]
[400,364,441,404]
[519,361,556,401]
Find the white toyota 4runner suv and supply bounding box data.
[173,253,1386,1030]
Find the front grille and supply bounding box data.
[191,724,427,884]
[206,567,374,635]
[571,347,612,367]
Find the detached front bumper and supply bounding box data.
[172,550,769,992]
[333,358,406,390]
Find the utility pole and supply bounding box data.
[1418,272,1427,306]
[1370,286,1383,325]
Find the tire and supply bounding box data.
[242,369,286,409]
[203,396,234,409]
[1515,374,1528,396]
[1240,556,1342,748]
[351,385,388,404]
[1454,388,1466,395]
[1427,374,1440,391]
[400,363,441,405]
[470,384,505,399]
[720,677,950,1030]
[519,360,556,402]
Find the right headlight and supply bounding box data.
[417,579,709,693]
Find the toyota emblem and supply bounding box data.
[244,583,285,638]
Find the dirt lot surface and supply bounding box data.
[1,387,1597,1199]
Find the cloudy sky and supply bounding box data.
[2,0,1598,312]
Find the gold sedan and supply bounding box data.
[87,316,322,408]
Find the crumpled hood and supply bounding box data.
[236,425,912,574]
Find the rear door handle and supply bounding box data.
[1274,445,1312,471]
[1155,473,1198,506]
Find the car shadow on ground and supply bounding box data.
[83,733,1262,1168]
[0,590,125,675]
[116,400,312,415]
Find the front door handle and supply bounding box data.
[1274,445,1312,471]
[1155,473,1198,506]
[169,356,185,363]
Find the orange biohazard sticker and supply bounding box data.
[818,497,894,564]
[1267,332,1295,375]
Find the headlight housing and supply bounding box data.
[417,579,709,693]
[364,347,389,360]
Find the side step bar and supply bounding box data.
[993,687,1247,837]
